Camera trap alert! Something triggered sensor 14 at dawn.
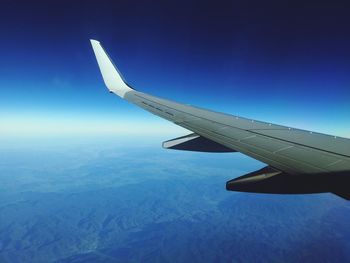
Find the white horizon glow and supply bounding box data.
[1,111,348,140]
[0,112,187,138]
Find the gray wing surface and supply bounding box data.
[124,91,350,175]
[90,39,350,198]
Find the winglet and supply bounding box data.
[90,39,133,98]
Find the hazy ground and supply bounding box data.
[0,137,349,263]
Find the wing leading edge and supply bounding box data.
[90,39,350,199]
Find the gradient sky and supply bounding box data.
[1,0,350,139]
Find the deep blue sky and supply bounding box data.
[1,0,350,138]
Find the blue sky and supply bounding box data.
[1,0,350,139]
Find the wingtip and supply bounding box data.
[90,39,133,98]
[90,39,100,44]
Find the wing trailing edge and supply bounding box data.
[163,133,236,152]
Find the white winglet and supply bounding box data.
[90,39,132,98]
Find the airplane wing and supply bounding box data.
[90,39,350,200]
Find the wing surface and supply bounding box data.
[90,39,350,176]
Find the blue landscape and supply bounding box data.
[1,0,350,262]
[1,138,350,263]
